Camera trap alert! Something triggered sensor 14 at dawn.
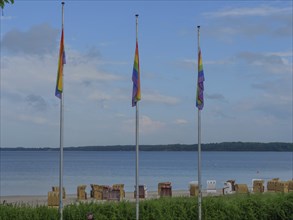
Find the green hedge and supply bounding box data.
[1,193,292,220]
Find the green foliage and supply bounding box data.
[1,193,293,220]
[201,193,293,220]
[0,204,58,220]
[63,201,136,220]
[0,0,14,9]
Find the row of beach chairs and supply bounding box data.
[79,182,172,200]
[48,179,293,206]
[189,178,293,196]
[89,184,125,201]
[267,178,293,193]
[88,182,171,200]
[48,182,168,206]
[222,178,293,195]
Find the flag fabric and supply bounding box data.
[196,48,204,110]
[55,29,66,99]
[132,40,141,107]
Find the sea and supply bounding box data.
[0,151,292,196]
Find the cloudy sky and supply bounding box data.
[0,1,292,148]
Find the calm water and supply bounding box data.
[0,151,292,196]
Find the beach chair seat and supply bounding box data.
[158,182,172,197]
[112,184,125,199]
[267,178,279,192]
[52,186,66,199]
[77,185,87,200]
[189,181,198,196]
[226,180,236,191]
[235,184,248,194]
[207,180,217,194]
[288,180,293,192]
[108,189,121,201]
[223,182,233,195]
[275,181,289,193]
[48,191,59,207]
[252,179,264,193]
[134,185,148,198]
[102,185,111,200]
[90,184,108,200]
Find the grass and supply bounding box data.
[0,192,293,220]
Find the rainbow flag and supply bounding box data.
[196,48,204,110]
[132,41,141,107]
[55,29,66,99]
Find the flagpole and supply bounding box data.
[135,102,139,220]
[59,2,65,220]
[197,25,202,220]
[135,14,140,220]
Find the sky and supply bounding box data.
[0,1,292,148]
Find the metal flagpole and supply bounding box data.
[135,102,139,220]
[197,25,202,220]
[135,14,140,220]
[59,2,65,220]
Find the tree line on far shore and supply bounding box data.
[1,142,292,151]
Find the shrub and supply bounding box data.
[1,192,292,220]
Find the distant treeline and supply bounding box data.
[1,142,292,151]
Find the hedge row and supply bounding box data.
[0,193,292,220]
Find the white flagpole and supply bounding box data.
[135,14,140,220]
[59,2,65,220]
[135,102,139,220]
[197,25,202,220]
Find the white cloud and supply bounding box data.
[143,93,180,105]
[181,59,231,70]
[1,23,59,55]
[25,94,48,112]
[234,93,292,121]
[141,115,165,133]
[18,114,48,125]
[88,91,112,101]
[206,93,228,102]
[65,49,123,83]
[1,46,130,146]
[0,15,14,21]
[266,51,293,57]
[205,6,291,18]
[265,51,292,65]
[87,90,121,109]
[203,5,292,40]
[123,115,165,134]
[174,119,188,125]
[1,48,124,99]
[1,55,57,94]
[236,51,292,75]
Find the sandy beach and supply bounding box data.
[0,189,223,207]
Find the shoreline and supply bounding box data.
[1,142,292,152]
[0,189,223,207]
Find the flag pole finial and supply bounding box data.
[197,26,200,49]
[135,14,139,41]
[62,1,65,5]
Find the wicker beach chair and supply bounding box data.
[77,185,87,200]
[235,184,249,194]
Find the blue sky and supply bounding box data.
[1,1,292,148]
